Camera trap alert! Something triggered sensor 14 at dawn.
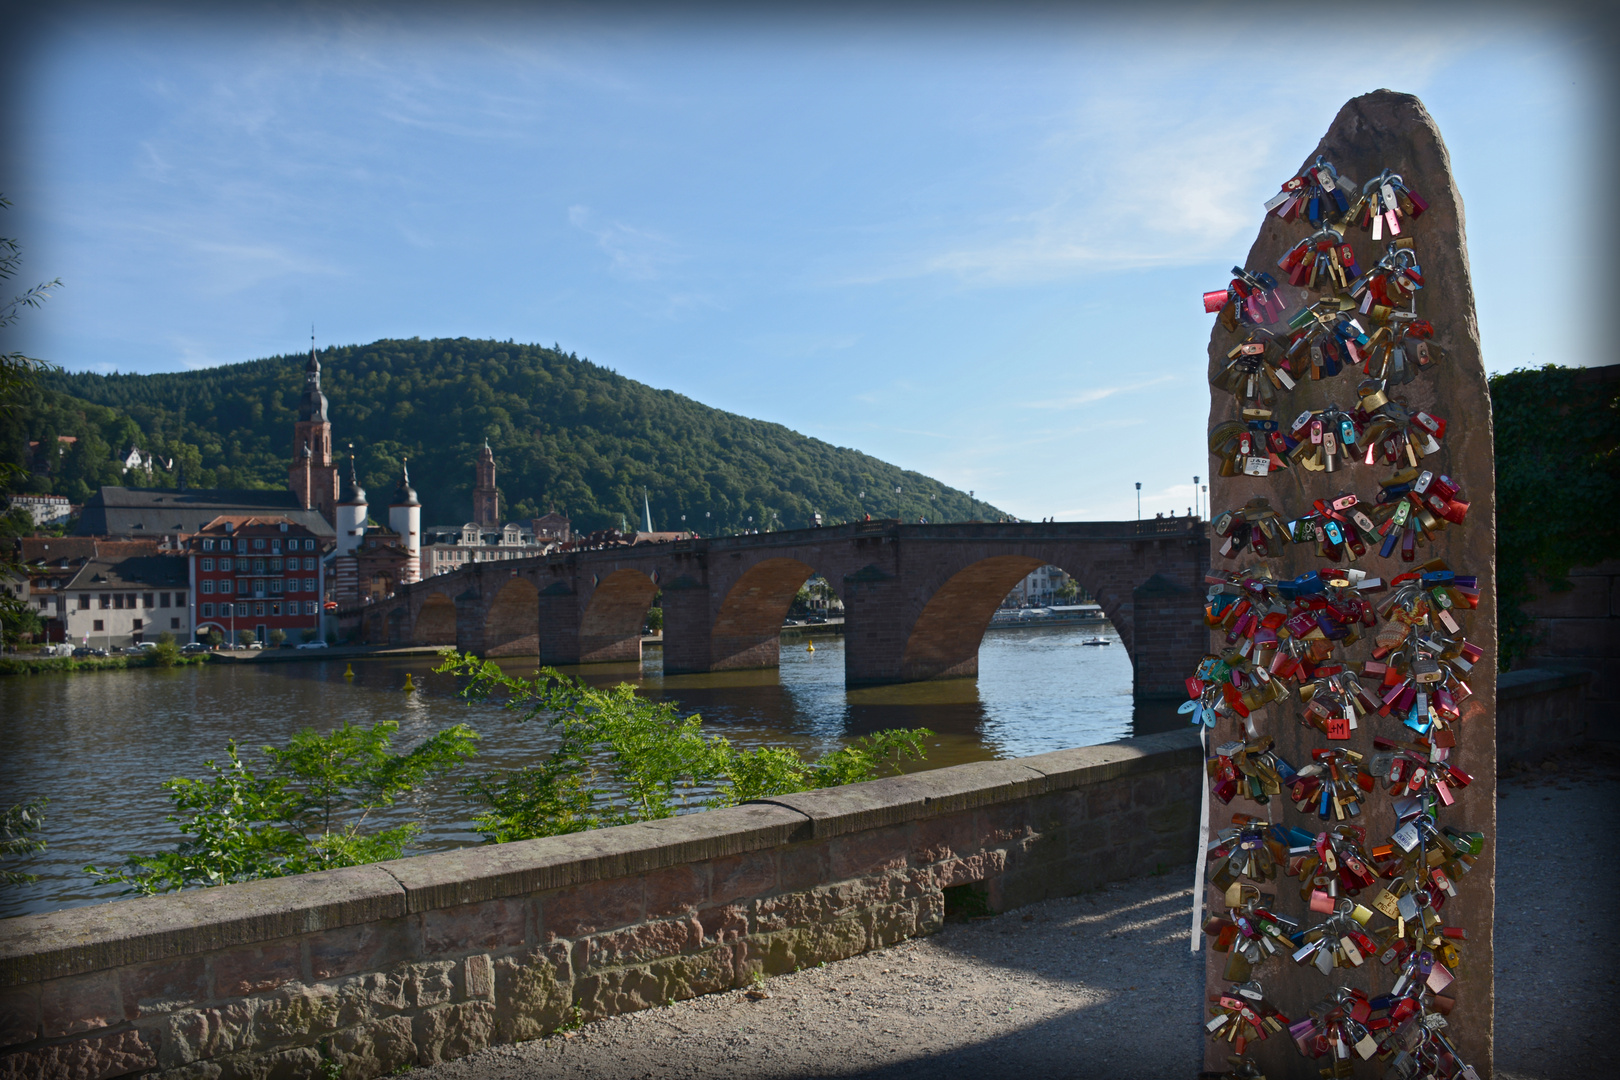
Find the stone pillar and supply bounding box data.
[1131,573,1206,698]
[454,588,486,657]
[660,574,714,676]
[1203,91,1495,1075]
[842,564,909,687]
[537,580,583,666]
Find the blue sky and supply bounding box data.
[2,4,1606,521]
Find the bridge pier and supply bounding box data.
[661,575,715,675]
[453,588,486,657]
[841,563,912,687]
[536,582,583,665]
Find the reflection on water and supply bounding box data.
[0,623,1179,917]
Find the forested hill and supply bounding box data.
[11,338,998,534]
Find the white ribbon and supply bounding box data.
[1190,722,1210,952]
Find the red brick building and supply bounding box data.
[189,516,331,645]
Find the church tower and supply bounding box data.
[288,342,339,524]
[472,441,499,527]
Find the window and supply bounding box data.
[270,558,282,572]
[271,539,282,553]
[270,580,283,595]
[143,593,155,608]
[253,539,266,551]
[100,594,111,609]
[220,539,231,551]
[79,595,90,610]
[255,602,266,616]
[201,558,213,571]
[220,579,232,594]
[93,619,104,631]
[271,602,282,616]
[159,593,171,608]
[254,559,265,573]
[133,618,143,630]
[175,592,184,605]
[285,578,297,594]
[305,578,316,592]
[202,581,215,594]
[203,539,215,551]
[306,539,316,550]
[219,558,232,572]
[202,603,214,617]
[170,617,180,629]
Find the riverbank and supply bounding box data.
[0,652,209,676]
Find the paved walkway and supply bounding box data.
[420,747,1618,1080]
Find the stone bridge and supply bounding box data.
[340,519,1209,695]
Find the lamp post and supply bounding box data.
[895,486,902,520]
[1135,482,1142,522]
[1193,475,1201,520]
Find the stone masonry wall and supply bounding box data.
[0,731,1202,1080]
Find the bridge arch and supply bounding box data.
[579,569,659,663]
[897,552,1136,683]
[412,592,457,646]
[484,576,539,657]
[710,557,822,670]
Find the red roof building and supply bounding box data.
[188,516,332,645]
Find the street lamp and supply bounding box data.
[1193,476,1201,520]
[895,486,902,520]
[1135,482,1142,522]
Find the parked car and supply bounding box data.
[182,642,209,654]
[72,646,108,658]
[296,640,329,650]
[806,613,828,624]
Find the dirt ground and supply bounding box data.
[419,747,1620,1080]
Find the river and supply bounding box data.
[0,623,1185,918]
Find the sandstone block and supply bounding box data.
[578,918,700,972]
[412,1001,495,1067]
[0,985,38,1050]
[642,864,707,918]
[462,955,493,1002]
[119,956,208,1021]
[707,850,775,904]
[775,841,830,893]
[328,1014,415,1077]
[0,1027,157,1080]
[210,943,301,999]
[40,970,122,1038]
[307,919,416,983]
[829,825,911,880]
[541,877,642,940]
[420,898,527,957]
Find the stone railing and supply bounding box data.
[0,730,1201,1079]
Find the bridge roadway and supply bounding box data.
[341,518,1209,693]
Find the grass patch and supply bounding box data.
[0,653,208,677]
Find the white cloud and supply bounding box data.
[568,205,679,281]
[1023,375,1175,409]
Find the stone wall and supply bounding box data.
[1497,667,1596,764]
[1521,559,1619,744]
[0,731,1202,1080]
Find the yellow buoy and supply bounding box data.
[807,642,815,653]
[344,664,354,679]
[403,673,416,693]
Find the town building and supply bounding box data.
[73,487,334,545]
[1004,564,1085,608]
[330,461,422,605]
[417,451,572,579]
[189,516,330,645]
[6,538,164,643]
[60,552,191,650]
[6,494,74,528]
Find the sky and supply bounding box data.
[1,3,1612,522]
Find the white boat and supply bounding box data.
[1079,637,1110,647]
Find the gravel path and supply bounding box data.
[420,749,1619,1080]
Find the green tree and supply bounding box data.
[0,798,47,886]
[151,631,181,667]
[437,652,928,843]
[87,720,479,894]
[269,628,287,648]
[1491,365,1620,666]
[237,628,256,648]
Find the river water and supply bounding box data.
[0,623,1183,918]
